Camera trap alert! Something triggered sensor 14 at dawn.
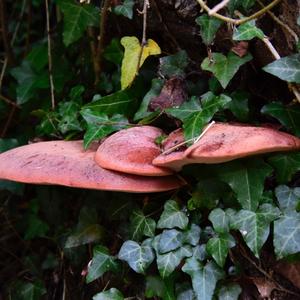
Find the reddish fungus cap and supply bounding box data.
[95,126,173,176]
[0,140,184,192]
[153,123,300,170]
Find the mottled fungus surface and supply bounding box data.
[0,140,184,192]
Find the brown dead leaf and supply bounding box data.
[252,277,277,299]
[149,77,187,111]
[231,41,249,57]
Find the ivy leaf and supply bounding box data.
[157,245,193,278]
[86,245,119,283]
[233,21,264,41]
[134,78,164,121]
[217,284,242,300]
[195,14,223,45]
[13,281,46,300]
[201,52,252,88]
[57,0,99,46]
[118,240,155,274]
[120,36,161,89]
[268,153,300,183]
[217,158,273,211]
[182,258,224,300]
[230,204,280,256]
[159,50,189,77]
[274,211,300,259]
[158,229,184,254]
[93,288,124,300]
[263,54,300,83]
[129,210,156,241]
[183,224,201,246]
[82,84,142,117]
[11,61,49,104]
[209,208,230,233]
[206,233,235,267]
[104,38,124,66]
[58,101,82,134]
[113,0,134,19]
[157,200,189,230]
[65,207,103,248]
[81,110,128,148]
[145,276,166,298]
[167,92,231,141]
[275,185,300,213]
[226,90,249,122]
[261,102,300,136]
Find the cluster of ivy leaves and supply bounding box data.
[0,0,300,299]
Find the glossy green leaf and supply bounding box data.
[233,21,264,41]
[81,110,128,148]
[129,210,156,241]
[104,38,124,65]
[118,240,155,274]
[11,61,49,104]
[230,204,280,256]
[209,208,230,233]
[274,211,300,258]
[196,14,223,45]
[27,43,48,71]
[263,54,300,83]
[157,200,189,230]
[217,158,273,211]
[157,245,193,278]
[261,102,300,136]
[226,90,249,121]
[275,185,300,212]
[268,153,300,183]
[182,257,224,300]
[158,229,184,254]
[217,284,242,300]
[86,246,119,283]
[168,92,231,141]
[113,0,134,19]
[201,52,252,88]
[206,233,235,267]
[134,78,164,121]
[93,288,124,300]
[57,0,99,46]
[82,87,141,117]
[159,50,189,77]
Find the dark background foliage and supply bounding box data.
[0,0,300,299]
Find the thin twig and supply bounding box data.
[0,0,15,64]
[45,0,55,110]
[0,94,20,108]
[0,57,8,92]
[209,0,230,15]
[196,0,282,25]
[161,121,216,155]
[95,0,111,85]
[1,106,16,138]
[257,0,298,43]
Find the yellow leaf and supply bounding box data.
[120,36,161,89]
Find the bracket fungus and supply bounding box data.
[153,122,300,171]
[1,123,299,193]
[0,140,184,193]
[94,126,172,176]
